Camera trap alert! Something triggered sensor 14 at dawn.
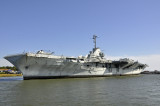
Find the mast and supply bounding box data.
[93,35,97,49]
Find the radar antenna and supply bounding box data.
[93,35,98,49]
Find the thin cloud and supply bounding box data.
[107,54,160,71]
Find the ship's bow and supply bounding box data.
[4,54,26,71]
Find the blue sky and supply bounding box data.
[0,0,160,70]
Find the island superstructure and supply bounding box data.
[4,35,147,79]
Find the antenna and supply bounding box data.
[93,35,98,49]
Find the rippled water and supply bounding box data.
[0,75,160,106]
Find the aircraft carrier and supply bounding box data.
[4,35,147,80]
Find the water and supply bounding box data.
[0,75,160,106]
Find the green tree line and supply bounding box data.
[0,66,17,71]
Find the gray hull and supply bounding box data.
[4,35,147,80]
[5,53,143,80]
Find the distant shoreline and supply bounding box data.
[141,70,160,74]
[0,74,22,77]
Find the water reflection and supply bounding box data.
[0,75,160,106]
[0,76,23,81]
